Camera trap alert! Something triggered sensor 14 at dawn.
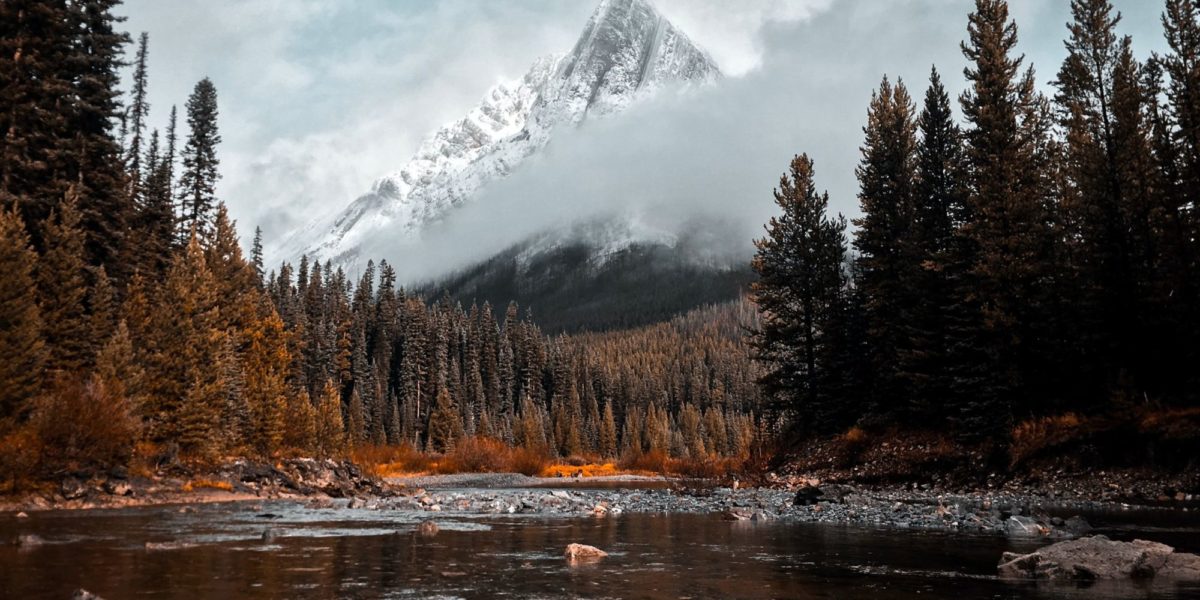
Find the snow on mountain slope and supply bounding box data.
[275,0,720,268]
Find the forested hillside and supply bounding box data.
[0,1,763,485]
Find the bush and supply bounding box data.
[31,376,139,473]
[353,443,433,478]
[436,437,509,473]
[1009,413,1085,467]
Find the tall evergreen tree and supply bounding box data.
[37,196,91,374]
[852,76,918,421]
[0,207,46,428]
[750,155,848,432]
[958,0,1061,435]
[899,67,968,419]
[178,78,221,240]
[126,32,150,201]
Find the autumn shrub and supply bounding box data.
[506,446,551,476]
[31,377,139,473]
[182,478,233,492]
[0,427,42,492]
[620,450,670,474]
[1009,413,1086,467]
[670,455,743,479]
[353,443,433,477]
[436,437,509,473]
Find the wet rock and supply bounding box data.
[61,477,87,500]
[1063,515,1092,536]
[564,543,607,563]
[72,589,104,600]
[418,520,439,538]
[999,535,1200,581]
[1005,515,1046,537]
[261,529,278,543]
[14,534,44,548]
[103,480,132,496]
[15,511,28,518]
[793,484,822,506]
[145,541,197,551]
[722,509,752,521]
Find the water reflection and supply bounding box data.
[1,501,1197,599]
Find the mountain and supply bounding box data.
[276,0,720,267]
[279,0,753,331]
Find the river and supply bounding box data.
[2,491,1198,599]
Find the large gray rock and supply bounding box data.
[999,535,1200,581]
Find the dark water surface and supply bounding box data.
[2,497,1199,599]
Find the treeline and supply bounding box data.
[0,2,761,481]
[753,0,1200,450]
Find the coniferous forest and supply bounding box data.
[2,0,1200,489]
[754,0,1200,469]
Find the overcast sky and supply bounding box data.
[116,0,1169,272]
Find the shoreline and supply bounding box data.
[4,468,1196,542]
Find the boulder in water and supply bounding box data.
[418,520,439,538]
[564,543,607,563]
[998,535,1200,581]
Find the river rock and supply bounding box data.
[15,511,28,518]
[1005,515,1047,537]
[998,535,1200,581]
[564,543,607,563]
[261,528,278,543]
[14,534,44,548]
[418,520,439,538]
[61,477,88,500]
[72,589,104,600]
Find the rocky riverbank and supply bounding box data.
[317,480,1194,540]
[0,458,391,512]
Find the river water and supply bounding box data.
[2,493,1199,599]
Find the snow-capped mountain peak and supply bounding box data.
[276,0,719,268]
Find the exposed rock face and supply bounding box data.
[564,543,608,563]
[998,536,1200,581]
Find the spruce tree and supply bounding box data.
[958,0,1061,435]
[37,196,92,374]
[243,301,290,456]
[0,207,46,427]
[899,67,968,420]
[427,386,464,453]
[315,379,346,458]
[750,154,848,431]
[66,0,131,274]
[852,76,918,422]
[178,78,221,240]
[126,32,150,201]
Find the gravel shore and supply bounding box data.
[347,480,1194,538]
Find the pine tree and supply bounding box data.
[243,301,290,456]
[958,0,1061,435]
[94,319,143,409]
[251,226,265,286]
[37,196,92,374]
[750,154,848,430]
[178,78,221,239]
[853,76,918,422]
[126,32,150,201]
[427,386,464,453]
[0,0,74,250]
[284,388,318,453]
[314,379,345,458]
[899,67,968,419]
[599,401,618,458]
[66,0,132,275]
[0,207,46,428]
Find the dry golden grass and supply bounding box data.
[182,478,234,492]
[1010,413,1087,467]
[541,463,624,478]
